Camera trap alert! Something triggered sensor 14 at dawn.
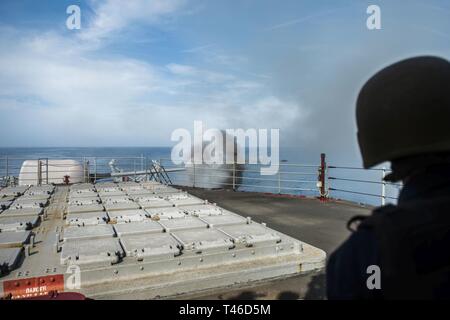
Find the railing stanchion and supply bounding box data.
[37,159,42,186]
[145,156,148,181]
[193,162,196,188]
[46,158,49,185]
[5,156,8,182]
[319,153,327,200]
[232,162,236,191]
[278,170,281,194]
[381,167,386,206]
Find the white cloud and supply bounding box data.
[166,63,235,84]
[81,0,187,42]
[0,27,304,146]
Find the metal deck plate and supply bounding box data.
[0,248,22,275]
[0,208,43,217]
[113,221,163,236]
[27,185,54,192]
[68,197,101,206]
[98,190,126,197]
[199,214,249,228]
[158,217,207,232]
[182,204,225,217]
[0,216,40,231]
[63,225,115,241]
[145,207,187,220]
[65,211,109,226]
[107,209,148,223]
[142,185,179,193]
[120,185,146,192]
[67,203,105,213]
[69,191,99,199]
[24,191,52,197]
[102,199,140,212]
[60,238,124,267]
[0,196,16,202]
[117,182,139,188]
[137,197,174,209]
[0,231,31,248]
[93,183,115,189]
[119,233,181,261]
[165,193,205,206]
[0,200,13,210]
[0,186,29,197]
[172,228,234,254]
[20,193,51,201]
[219,223,282,247]
[10,199,46,208]
[70,184,96,191]
[125,189,154,197]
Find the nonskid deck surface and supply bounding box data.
[0,181,326,299]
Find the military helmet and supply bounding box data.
[356,56,450,168]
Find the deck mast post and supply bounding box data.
[278,170,281,194]
[381,167,386,206]
[37,159,42,186]
[46,158,49,185]
[5,156,8,182]
[232,162,236,191]
[319,153,327,201]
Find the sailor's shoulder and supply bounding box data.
[357,204,399,229]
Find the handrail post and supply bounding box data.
[145,156,148,181]
[318,153,327,201]
[94,157,97,183]
[46,158,49,185]
[193,162,196,188]
[278,170,281,194]
[86,159,90,183]
[232,162,236,191]
[5,156,8,180]
[381,167,386,206]
[82,157,85,183]
[37,159,42,186]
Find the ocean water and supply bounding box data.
[0,147,399,206]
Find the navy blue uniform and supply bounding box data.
[327,165,450,300]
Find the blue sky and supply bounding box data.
[0,0,449,163]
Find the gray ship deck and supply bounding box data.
[182,187,372,300]
[0,182,370,300]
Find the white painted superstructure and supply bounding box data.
[18,159,84,186]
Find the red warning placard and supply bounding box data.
[3,274,64,299]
